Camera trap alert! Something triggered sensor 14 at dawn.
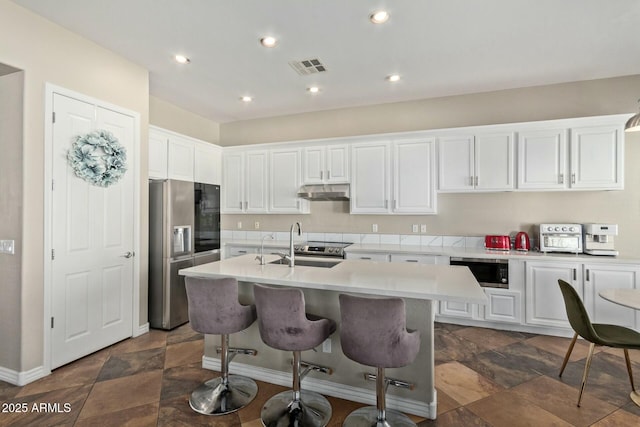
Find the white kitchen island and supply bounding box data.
[179,254,487,419]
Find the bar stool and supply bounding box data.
[185,276,259,415]
[253,284,336,427]
[339,293,421,427]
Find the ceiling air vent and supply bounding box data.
[288,58,327,76]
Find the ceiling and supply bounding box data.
[12,0,640,123]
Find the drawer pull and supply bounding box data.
[405,259,418,263]
[360,257,372,260]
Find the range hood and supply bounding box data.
[297,184,350,201]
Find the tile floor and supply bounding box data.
[1,322,639,426]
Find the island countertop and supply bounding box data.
[179,254,487,304]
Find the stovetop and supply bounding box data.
[294,241,352,257]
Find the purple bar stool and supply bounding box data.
[185,277,259,415]
[339,293,421,427]
[253,284,337,427]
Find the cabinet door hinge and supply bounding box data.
[51,317,54,328]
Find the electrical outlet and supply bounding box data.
[421,224,427,233]
[412,224,418,233]
[0,239,15,255]
[254,221,260,229]
[237,221,242,229]
[372,224,378,233]
[322,338,331,353]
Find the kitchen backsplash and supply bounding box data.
[221,229,526,249]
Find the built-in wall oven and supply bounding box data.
[450,257,509,289]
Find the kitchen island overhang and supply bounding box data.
[179,254,487,419]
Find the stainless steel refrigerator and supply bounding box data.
[148,179,220,330]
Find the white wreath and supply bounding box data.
[67,130,127,187]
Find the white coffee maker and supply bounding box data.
[583,224,618,256]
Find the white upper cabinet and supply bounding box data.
[167,134,195,182]
[221,151,268,213]
[437,135,474,191]
[475,132,515,191]
[270,148,308,213]
[149,126,222,184]
[438,132,514,192]
[393,139,437,214]
[194,141,222,185]
[570,125,623,189]
[148,127,168,180]
[518,129,567,190]
[518,122,623,191]
[303,144,349,184]
[351,139,437,214]
[350,142,391,213]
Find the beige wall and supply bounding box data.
[150,96,220,144]
[0,70,24,371]
[220,75,640,258]
[0,1,149,372]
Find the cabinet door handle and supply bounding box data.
[475,176,479,186]
[384,200,388,209]
[244,201,248,210]
[320,171,323,180]
[238,250,247,254]
[469,176,474,186]
[327,170,331,180]
[239,201,243,210]
[571,173,576,184]
[405,259,418,263]
[559,173,564,184]
[573,268,577,281]
[360,257,372,260]
[586,269,590,281]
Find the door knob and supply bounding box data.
[121,251,134,258]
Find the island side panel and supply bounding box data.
[201,281,437,418]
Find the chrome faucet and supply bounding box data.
[280,222,302,267]
[256,234,274,265]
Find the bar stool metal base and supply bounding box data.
[261,390,332,427]
[189,374,258,415]
[342,407,416,427]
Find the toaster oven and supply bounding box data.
[539,223,583,253]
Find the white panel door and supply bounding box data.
[437,135,474,191]
[517,129,567,190]
[475,132,515,190]
[245,151,269,213]
[525,261,581,329]
[350,142,390,213]
[302,146,325,184]
[148,127,168,180]
[570,125,623,189]
[393,139,436,214]
[326,145,349,183]
[270,148,304,213]
[221,152,244,213]
[51,94,134,369]
[167,135,195,182]
[583,264,639,329]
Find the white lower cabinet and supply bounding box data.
[225,245,257,258]
[525,261,582,329]
[345,251,390,262]
[389,253,448,264]
[582,263,639,329]
[482,289,522,324]
[439,300,476,319]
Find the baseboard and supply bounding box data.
[0,365,48,386]
[134,322,150,337]
[202,356,436,419]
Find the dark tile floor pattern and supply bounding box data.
[1,322,639,426]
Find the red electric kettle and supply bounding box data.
[515,232,531,251]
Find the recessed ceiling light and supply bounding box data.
[260,36,278,48]
[240,96,253,103]
[370,10,390,24]
[386,74,401,82]
[307,86,320,94]
[174,54,190,64]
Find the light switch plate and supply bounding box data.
[0,239,15,254]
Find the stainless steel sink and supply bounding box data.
[268,258,341,268]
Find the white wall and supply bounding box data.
[0,70,24,371]
[0,1,149,372]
